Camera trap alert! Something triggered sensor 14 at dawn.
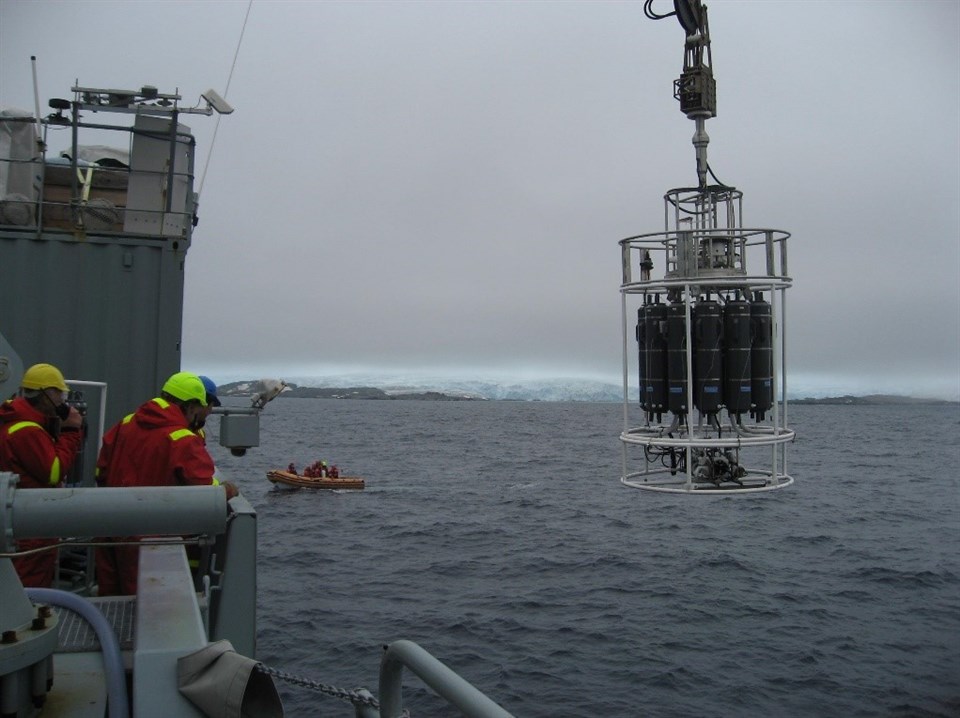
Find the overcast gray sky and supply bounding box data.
[2,0,958,398]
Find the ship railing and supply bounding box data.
[621,466,794,493]
[0,161,197,239]
[619,227,791,286]
[0,112,198,239]
[378,639,515,718]
[621,425,795,447]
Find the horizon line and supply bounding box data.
[206,372,959,403]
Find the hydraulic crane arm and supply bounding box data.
[645,0,716,189]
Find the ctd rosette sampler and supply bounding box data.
[619,2,795,493]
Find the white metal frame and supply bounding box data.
[618,190,795,494]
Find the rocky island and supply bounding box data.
[791,394,956,406]
[216,381,956,405]
[218,381,480,402]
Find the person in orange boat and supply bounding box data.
[0,363,84,587]
[288,462,297,474]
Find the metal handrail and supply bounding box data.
[379,640,514,718]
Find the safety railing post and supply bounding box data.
[379,640,514,718]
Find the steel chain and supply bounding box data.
[254,663,385,711]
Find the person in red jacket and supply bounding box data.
[95,371,238,596]
[0,363,83,587]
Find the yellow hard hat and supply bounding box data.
[162,372,208,406]
[21,363,68,392]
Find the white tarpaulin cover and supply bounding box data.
[61,144,130,167]
[0,108,40,225]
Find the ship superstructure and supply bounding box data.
[0,81,513,717]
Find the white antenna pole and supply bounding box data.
[30,56,44,147]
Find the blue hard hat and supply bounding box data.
[198,375,221,407]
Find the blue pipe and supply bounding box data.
[25,588,129,718]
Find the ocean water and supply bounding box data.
[207,399,960,717]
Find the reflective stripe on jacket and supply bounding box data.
[0,397,81,489]
[96,397,216,488]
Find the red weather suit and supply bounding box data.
[0,397,82,587]
[95,397,218,595]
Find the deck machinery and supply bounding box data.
[619,1,795,493]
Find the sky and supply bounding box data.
[1,0,958,399]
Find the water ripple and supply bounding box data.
[206,400,960,718]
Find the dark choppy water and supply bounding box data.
[207,400,960,717]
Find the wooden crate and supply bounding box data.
[41,164,128,231]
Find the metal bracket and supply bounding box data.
[0,472,19,553]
